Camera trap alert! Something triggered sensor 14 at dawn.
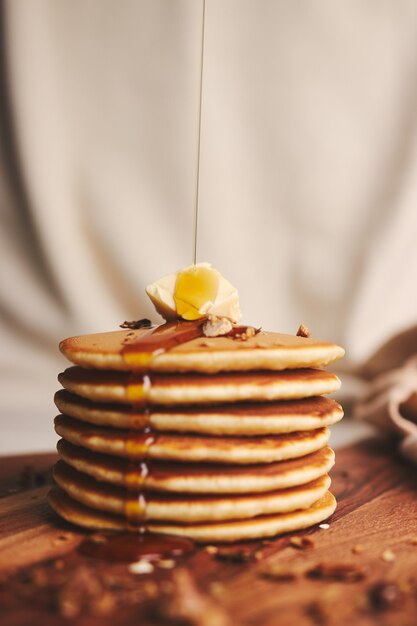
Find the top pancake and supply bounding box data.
[60,327,344,374]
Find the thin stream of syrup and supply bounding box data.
[192,0,206,265]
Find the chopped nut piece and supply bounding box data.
[128,560,154,575]
[352,544,365,555]
[304,600,329,625]
[296,324,311,338]
[215,548,254,563]
[52,533,73,546]
[90,533,108,545]
[306,562,366,582]
[227,325,259,341]
[355,592,371,612]
[144,581,159,598]
[397,577,412,593]
[19,464,52,489]
[160,580,174,594]
[57,565,108,618]
[93,592,117,616]
[260,564,298,582]
[289,536,315,550]
[381,549,395,562]
[157,568,233,626]
[209,581,225,598]
[368,581,404,611]
[305,587,343,623]
[205,545,219,554]
[52,537,63,545]
[203,316,233,337]
[120,318,152,329]
[158,559,175,570]
[32,568,49,587]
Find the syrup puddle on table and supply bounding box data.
[79,531,194,562]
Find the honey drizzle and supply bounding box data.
[124,408,157,527]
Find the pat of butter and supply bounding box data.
[146,263,242,323]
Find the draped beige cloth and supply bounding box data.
[1,0,417,453]
[355,326,417,463]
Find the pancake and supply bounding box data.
[58,366,341,406]
[57,439,336,493]
[53,320,344,541]
[60,327,344,373]
[48,487,336,542]
[55,415,330,464]
[53,461,331,523]
[54,390,343,435]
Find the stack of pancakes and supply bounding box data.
[49,325,344,542]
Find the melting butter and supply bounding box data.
[146,262,241,323]
[174,265,218,320]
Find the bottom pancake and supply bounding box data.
[48,487,336,542]
[53,460,331,522]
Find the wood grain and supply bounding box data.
[0,439,416,626]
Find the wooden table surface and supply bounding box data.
[0,438,416,626]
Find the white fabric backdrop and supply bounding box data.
[1,0,417,452]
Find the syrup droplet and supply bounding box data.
[125,492,147,524]
[127,374,152,405]
[125,428,156,459]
